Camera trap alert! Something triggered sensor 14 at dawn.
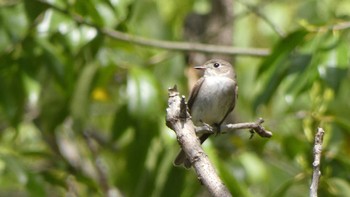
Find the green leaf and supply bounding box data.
[112,67,161,195]
[254,57,289,110]
[318,37,349,92]
[126,67,161,119]
[76,33,104,61]
[111,66,162,195]
[0,3,29,43]
[257,30,309,77]
[218,162,253,197]
[334,117,350,134]
[335,37,349,67]
[0,62,26,127]
[283,135,309,159]
[326,178,350,197]
[23,0,49,23]
[254,53,312,109]
[71,63,99,122]
[269,178,299,197]
[73,0,104,26]
[285,55,318,96]
[35,38,66,86]
[287,53,313,74]
[111,104,132,141]
[27,173,46,197]
[35,78,68,132]
[0,154,27,185]
[159,167,187,197]
[254,30,309,109]
[239,152,267,183]
[321,67,348,92]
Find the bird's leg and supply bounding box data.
[213,123,221,135]
[249,129,255,139]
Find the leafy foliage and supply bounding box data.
[0,0,350,196]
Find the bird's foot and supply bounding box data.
[199,120,216,135]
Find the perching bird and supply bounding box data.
[174,59,238,168]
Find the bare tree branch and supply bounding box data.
[83,131,110,196]
[83,131,124,197]
[36,0,350,58]
[36,0,269,57]
[166,86,232,197]
[310,127,325,197]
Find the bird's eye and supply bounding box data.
[213,63,220,68]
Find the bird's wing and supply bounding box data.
[187,77,205,111]
[219,80,238,125]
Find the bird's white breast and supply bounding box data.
[191,76,236,126]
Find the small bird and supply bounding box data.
[174,59,238,168]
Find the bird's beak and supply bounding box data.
[194,65,206,70]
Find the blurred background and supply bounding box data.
[0,0,350,196]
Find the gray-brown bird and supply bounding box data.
[174,59,238,168]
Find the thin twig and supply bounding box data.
[166,86,232,197]
[195,118,273,138]
[308,21,350,32]
[237,0,286,37]
[85,130,120,152]
[310,127,325,197]
[331,22,350,31]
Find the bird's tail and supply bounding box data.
[173,150,192,168]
